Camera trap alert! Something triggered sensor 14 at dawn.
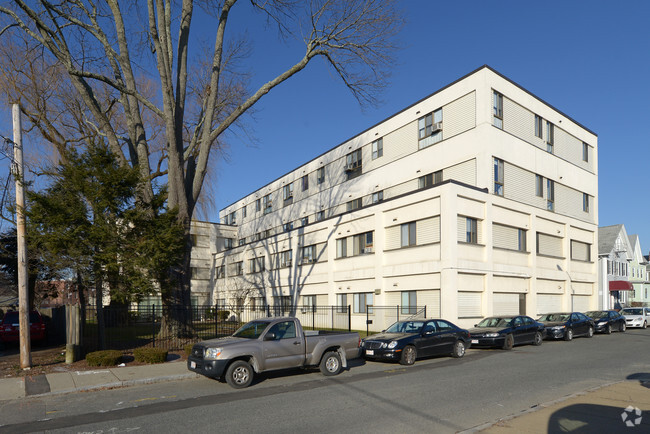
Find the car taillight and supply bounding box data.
[358,337,361,348]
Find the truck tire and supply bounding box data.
[225,360,254,389]
[320,351,342,376]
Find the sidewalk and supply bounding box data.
[0,358,199,400]
[471,379,650,433]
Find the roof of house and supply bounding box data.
[598,224,625,255]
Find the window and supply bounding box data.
[263,229,272,238]
[546,179,555,211]
[347,198,362,212]
[267,321,296,340]
[254,232,261,241]
[255,199,261,212]
[494,158,504,196]
[242,206,247,218]
[191,234,199,246]
[465,218,478,244]
[301,216,309,226]
[279,250,292,268]
[583,193,590,213]
[372,138,383,160]
[345,149,362,180]
[571,240,591,262]
[283,221,293,232]
[301,244,317,264]
[536,232,563,257]
[262,193,272,214]
[534,115,543,139]
[216,265,225,279]
[493,91,503,129]
[303,295,317,313]
[253,297,266,311]
[582,142,589,162]
[224,238,234,250]
[418,170,442,189]
[401,222,416,247]
[238,238,246,246]
[317,167,325,184]
[233,261,243,276]
[336,238,347,258]
[372,191,384,203]
[353,293,373,314]
[249,257,265,273]
[518,229,527,252]
[226,211,236,225]
[493,224,526,252]
[302,175,309,191]
[401,291,417,314]
[316,210,325,221]
[546,121,554,153]
[535,175,544,197]
[283,183,294,203]
[418,108,443,149]
[353,231,374,255]
[336,294,348,313]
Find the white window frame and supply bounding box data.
[372,138,383,160]
[401,222,416,247]
[494,158,504,196]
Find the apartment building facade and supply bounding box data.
[196,66,598,330]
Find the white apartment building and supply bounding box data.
[195,66,598,331]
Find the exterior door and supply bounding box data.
[262,320,305,371]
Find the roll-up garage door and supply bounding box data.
[493,293,520,315]
[458,292,482,318]
[537,294,562,315]
[572,295,591,312]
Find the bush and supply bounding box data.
[217,310,230,321]
[86,350,123,367]
[184,343,196,357]
[134,347,168,364]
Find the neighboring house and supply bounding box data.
[627,235,649,305]
[598,225,633,310]
[201,66,598,331]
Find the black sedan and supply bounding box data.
[468,315,544,350]
[585,310,626,334]
[537,312,595,340]
[360,319,471,365]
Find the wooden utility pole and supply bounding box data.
[13,103,31,369]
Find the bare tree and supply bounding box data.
[0,0,402,336]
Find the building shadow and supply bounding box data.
[627,373,650,389]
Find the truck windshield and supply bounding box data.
[233,321,270,339]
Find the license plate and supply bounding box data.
[365,349,374,356]
[190,361,196,369]
[471,339,478,344]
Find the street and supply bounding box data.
[1,329,649,433]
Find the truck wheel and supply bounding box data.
[502,334,514,350]
[225,360,254,389]
[399,345,416,365]
[320,351,342,376]
[451,340,466,358]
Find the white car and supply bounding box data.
[621,307,650,329]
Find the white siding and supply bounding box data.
[537,294,562,315]
[445,159,476,186]
[443,91,476,139]
[420,290,441,318]
[417,216,440,244]
[537,233,563,257]
[493,293,520,315]
[458,292,482,318]
[493,224,519,250]
[572,295,591,312]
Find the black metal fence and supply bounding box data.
[80,304,429,352]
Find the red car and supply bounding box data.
[0,311,47,343]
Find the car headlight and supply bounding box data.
[387,341,398,349]
[205,348,222,359]
[484,333,499,337]
[552,326,566,330]
[598,320,607,324]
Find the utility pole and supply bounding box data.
[13,103,31,369]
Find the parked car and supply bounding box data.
[0,310,47,343]
[468,315,544,350]
[584,310,626,334]
[537,312,594,340]
[360,319,471,365]
[620,307,650,329]
[188,317,360,388]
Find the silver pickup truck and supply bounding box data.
[187,317,360,388]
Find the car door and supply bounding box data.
[434,320,459,354]
[570,313,584,335]
[262,320,305,371]
[416,321,439,356]
[511,317,526,344]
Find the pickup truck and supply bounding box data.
[187,317,360,388]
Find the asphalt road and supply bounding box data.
[2,328,649,433]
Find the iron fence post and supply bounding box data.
[396,305,399,322]
[152,304,156,348]
[312,306,315,329]
[424,305,427,318]
[348,305,351,331]
[215,303,218,338]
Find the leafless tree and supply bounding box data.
[0,0,402,336]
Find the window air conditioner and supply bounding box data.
[431,122,443,133]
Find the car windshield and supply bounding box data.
[622,308,642,315]
[477,317,513,328]
[585,311,606,319]
[232,321,270,339]
[385,321,425,334]
[538,313,569,322]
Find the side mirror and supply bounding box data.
[264,332,276,341]
[474,324,478,327]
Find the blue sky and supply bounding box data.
[1,1,649,250]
